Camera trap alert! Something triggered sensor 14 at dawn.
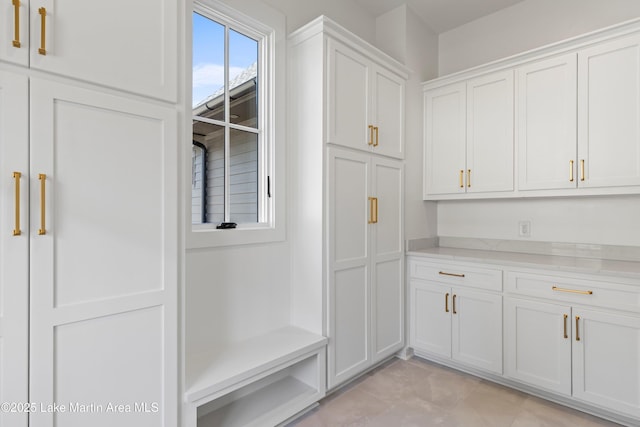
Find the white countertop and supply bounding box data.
[408,247,640,280]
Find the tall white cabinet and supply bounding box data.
[0,2,178,426]
[289,16,407,390]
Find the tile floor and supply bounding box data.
[288,357,622,427]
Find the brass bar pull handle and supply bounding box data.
[439,271,465,278]
[552,286,593,295]
[12,0,21,47]
[563,314,568,339]
[368,125,374,146]
[452,294,457,314]
[373,126,379,147]
[459,170,464,188]
[467,169,471,188]
[38,174,46,235]
[569,160,574,182]
[13,172,21,236]
[445,293,449,313]
[580,159,585,182]
[38,7,47,55]
[371,197,378,224]
[368,196,374,224]
[575,316,581,341]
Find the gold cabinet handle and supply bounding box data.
[38,174,46,235]
[439,271,465,278]
[38,7,47,55]
[575,316,581,341]
[452,294,457,314]
[569,160,574,182]
[445,292,449,313]
[13,172,21,236]
[459,170,464,188]
[368,197,378,224]
[467,169,471,188]
[552,286,592,295]
[580,159,585,182]
[368,125,374,146]
[12,0,21,48]
[373,126,379,147]
[563,314,568,339]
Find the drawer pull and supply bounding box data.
[552,286,592,295]
[445,293,449,313]
[439,271,465,278]
[575,316,581,341]
[563,314,568,339]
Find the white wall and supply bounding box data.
[439,0,640,75]
[436,0,640,247]
[376,5,439,240]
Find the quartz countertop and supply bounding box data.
[408,247,640,280]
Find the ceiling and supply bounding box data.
[353,0,526,33]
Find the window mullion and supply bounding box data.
[224,24,231,223]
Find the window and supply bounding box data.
[192,3,270,229]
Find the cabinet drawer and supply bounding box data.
[507,271,640,313]
[409,259,502,292]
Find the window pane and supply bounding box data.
[229,129,258,223]
[229,29,258,128]
[192,13,225,121]
[192,120,225,225]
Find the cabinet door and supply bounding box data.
[466,70,514,193]
[371,157,403,363]
[327,39,370,152]
[28,79,178,427]
[424,83,466,195]
[0,71,28,427]
[372,66,404,159]
[0,0,29,66]
[573,308,640,418]
[505,298,571,395]
[518,54,577,190]
[451,287,502,374]
[327,147,370,389]
[409,280,451,358]
[578,35,640,188]
[29,0,177,101]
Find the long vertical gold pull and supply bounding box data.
[569,160,574,182]
[445,293,449,313]
[38,7,47,55]
[467,169,471,188]
[575,316,581,341]
[373,126,379,147]
[580,159,585,182]
[373,197,378,223]
[13,172,21,236]
[563,314,568,339]
[452,294,457,314]
[368,125,374,146]
[459,170,464,188]
[12,0,21,47]
[368,197,374,224]
[38,174,46,235]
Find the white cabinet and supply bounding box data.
[424,70,514,197]
[290,16,406,392]
[517,54,577,190]
[325,31,406,159]
[0,70,29,427]
[408,259,503,374]
[1,0,177,101]
[578,34,640,188]
[328,147,403,388]
[506,270,640,420]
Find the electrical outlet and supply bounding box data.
[518,220,531,238]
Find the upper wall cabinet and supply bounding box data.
[424,70,514,197]
[327,39,406,159]
[1,0,177,101]
[578,34,640,188]
[423,20,640,200]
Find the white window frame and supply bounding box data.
[187,0,284,248]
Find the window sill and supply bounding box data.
[187,223,284,249]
